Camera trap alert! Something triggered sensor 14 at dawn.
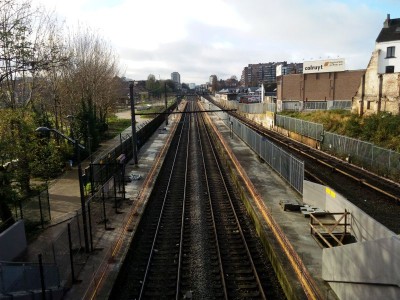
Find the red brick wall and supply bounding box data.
[278,70,365,101]
[334,71,364,100]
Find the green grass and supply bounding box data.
[103,117,132,139]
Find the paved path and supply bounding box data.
[22,111,148,259]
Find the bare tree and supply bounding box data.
[58,27,120,148]
[0,0,69,108]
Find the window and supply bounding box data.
[386,46,395,58]
[386,65,395,73]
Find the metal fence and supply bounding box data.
[276,115,324,141]
[330,100,352,110]
[218,99,276,114]
[277,100,352,112]
[275,114,400,181]
[0,261,61,294]
[321,132,400,179]
[304,101,328,110]
[13,188,51,231]
[206,99,304,195]
[23,173,127,293]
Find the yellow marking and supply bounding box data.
[326,187,336,198]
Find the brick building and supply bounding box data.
[277,70,365,101]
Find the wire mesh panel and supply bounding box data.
[231,117,304,195]
[276,115,324,141]
[322,131,400,180]
[304,101,328,110]
[282,101,302,111]
[14,188,51,230]
[204,98,304,194]
[0,262,60,294]
[329,100,352,110]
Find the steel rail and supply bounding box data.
[199,104,267,299]
[138,107,190,299]
[194,106,229,300]
[175,104,191,299]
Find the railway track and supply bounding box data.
[204,95,400,234]
[109,99,285,299]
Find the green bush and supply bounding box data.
[281,111,400,152]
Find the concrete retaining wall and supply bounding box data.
[303,180,399,298]
[0,220,27,261]
[322,236,400,299]
[303,180,395,242]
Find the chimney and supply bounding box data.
[384,14,390,28]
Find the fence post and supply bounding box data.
[67,223,77,283]
[46,187,51,221]
[38,192,44,229]
[113,176,118,214]
[87,201,94,252]
[102,187,107,230]
[38,254,46,300]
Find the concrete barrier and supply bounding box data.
[0,220,27,261]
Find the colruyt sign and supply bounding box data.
[303,58,345,73]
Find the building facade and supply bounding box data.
[277,70,365,101]
[352,14,400,115]
[240,62,303,87]
[171,72,181,89]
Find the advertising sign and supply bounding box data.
[276,64,282,77]
[303,58,345,74]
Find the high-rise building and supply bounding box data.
[240,62,303,86]
[171,72,181,88]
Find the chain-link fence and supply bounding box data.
[0,261,61,294]
[321,132,400,179]
[275,114,400,181]
[207,99,304,195]
[24,173,127,292]
[12,188,51,231]
[276,115,324,141]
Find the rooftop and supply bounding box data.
[376,15,400,43]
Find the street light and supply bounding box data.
[35,126,90,253]
[129,81,138,165]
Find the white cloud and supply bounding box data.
[30,0,400,84]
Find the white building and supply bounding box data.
[376,14,400,74]
[353,14,400,115]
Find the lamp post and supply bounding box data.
[129,81,138,165]
[164,81,168,126]
[36,126,90,253]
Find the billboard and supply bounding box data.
[303,58,345,74]
[276,64,282,77]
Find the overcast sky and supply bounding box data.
[33,0,400,85]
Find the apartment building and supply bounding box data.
[240,61,303,86]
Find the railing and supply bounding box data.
[276,114,400,181]
[206,98,304,195]
[0,261,60,294]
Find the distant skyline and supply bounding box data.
[33,0,400,85]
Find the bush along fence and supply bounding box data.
[276,114,400,182]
